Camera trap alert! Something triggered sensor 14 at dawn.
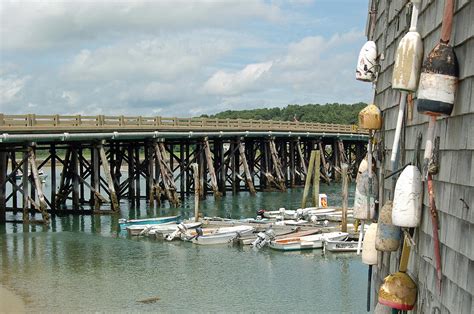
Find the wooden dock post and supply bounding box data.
[269,139,286,191]
[301,150,316,208]
[99,143,119,211]
[147,141,155,206]
[191,163,200,222]
[50,144,57,212]
[11,152,18,213]
[28,145,49,223]
[127,145,135,200]
[154,142,180,207]
[318,142,331,183]
[341,163,349,232]
[180,143,185,198]
[238,139,256,195]
[0,151,7,223]
[71,146,80,210]
[296,139,307,181]
[22,149,29,223]
[203,137,221,197]
[91,144,101,210]
[312,150,321,207]
[134,146,141,205]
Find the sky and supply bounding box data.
[0,0,372,117]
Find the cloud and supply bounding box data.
[0,0,281,51]
[0,75,30,106]
[203,61,273,96]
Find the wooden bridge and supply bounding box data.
[0,114,368,224]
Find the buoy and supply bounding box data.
[356,41,378,82]
[362,223,378,265]
[392,165,422,227]
[391,0,423,169]
[358,104,382,130]
[375,201,401,251]
[392,0,423,92]
[378,272,417,311]
[417,0,459,117]
[362,223,378,312]
[353,158,378,220]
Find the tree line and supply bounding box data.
[201,102,366,125]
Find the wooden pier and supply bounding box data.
[0,114,367,223]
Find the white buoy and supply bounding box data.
[353,159,378,220]
[362,223,378,265]
[356,41,377,82]
[392,165,423,227]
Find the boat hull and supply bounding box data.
[269,232,348,251]
[118,216,179,231]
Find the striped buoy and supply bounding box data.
[392,165,422,227]
[417,43,459,116]
[375,201,401,252]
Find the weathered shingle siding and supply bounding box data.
[369,0,473,313]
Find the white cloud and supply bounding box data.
[0,75,30,106]
[203,61,273,96]
[0,0,282,51]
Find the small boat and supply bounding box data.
[15,169,48,183]
[118,215,179,231]
[269,232,348,251]
[323,237,360,253]
[126,221,202,236]
[183,226,255,245]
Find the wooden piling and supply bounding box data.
[22,150,29,223]
[0,151,6,223]
[269,139,286,191]
[203,138,221,197]
[301,150,316,208]
[318,142,331,183]
[191,163,200,222]
[28,145,49,223]
[92,144,101,210]
[154,142,180,207]
[134,146,141,204]
[127,145,135,200]
[148,142,155,206]
[341,163,349,232]
[296,140,307,179]
[71,146,80,210]
[50,144,56,212]
[238,140,256,195]
[99,144,119,211]
[312,150,321,207]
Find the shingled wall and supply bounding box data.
[368,0,473,313]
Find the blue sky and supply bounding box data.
[0,0,371,116]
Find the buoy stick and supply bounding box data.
[422,116,436,178]
[399,234,411,273]
[440,0,455,44]
[357,221,364,255]
[428,173,442,295]
[367,265,373,312]
[390,93,407,167]
[367,131,373,219]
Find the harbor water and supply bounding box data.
[0,182,368,313]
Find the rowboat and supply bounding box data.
[249,228,321,248]
[323,237,360,253]
[183,226,255,245]
[15,169,48,183]
[126,221,202,236]
[269,231,349,251]
[118,215,179,231]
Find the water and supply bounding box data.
[1,184,367,313]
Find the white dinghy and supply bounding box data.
[269,232,348,251]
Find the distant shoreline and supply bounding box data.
[0,284,26,314]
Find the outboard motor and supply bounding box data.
[195,227,203,237]
[252,229,276,249]
[256,209,266,218]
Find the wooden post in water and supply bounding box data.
[148,141,155,207]
[191,163,200,222]
[22,149,29,223]
[28,145,49,223]
[312,150,321,207]
[238,139,256,195]
[296,140,307,179]
[99,143,119,211]
[127,145,135,200]
[134,146,141,205]
[0,151,7,223]
[341,163,349,232]
[71,146,80,210]
[203,137,221,197]
[301,150,316,208]
[269,139,286,191]
[92,144,101,210]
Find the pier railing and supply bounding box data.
[0,114,365,134]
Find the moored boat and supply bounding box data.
[269,231,348,251]
[126,221,202,237]
[118,215,179,231]
[182,225,255,245]
[323,237,360,253]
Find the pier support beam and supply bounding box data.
[238,139,256,195]
[28,145,50,223]
[203,138,221,198]
[99,143,119,211]
[0,151,6,223]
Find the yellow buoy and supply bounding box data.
[358,104,382,130]
[378,272,417,311]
